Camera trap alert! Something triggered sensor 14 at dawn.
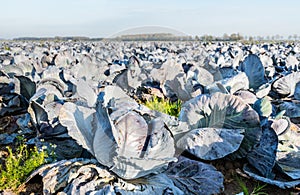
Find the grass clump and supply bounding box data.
[143,96,181,117]
[236,176,268,195]
[251,182,268,195]
[3,45,11,51]
[0,139,48,192]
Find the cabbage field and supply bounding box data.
[0,40,300,194]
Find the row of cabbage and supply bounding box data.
[0,41,300,194]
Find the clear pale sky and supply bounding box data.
[1,0,299,39]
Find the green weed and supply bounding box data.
[236,176,268,195]
[236,176,249,195]
[143,96,181,117]
[3,45,11,51]
[0,140,48,192]
[251,182,268,195]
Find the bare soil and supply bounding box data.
[213,159,300,195]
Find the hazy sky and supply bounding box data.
[1,0,299,39]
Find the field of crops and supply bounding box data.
[0,40,300,194]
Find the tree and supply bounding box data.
[201,35,214,42]
[293,34,298,40]
[223,33,229,41]
[229,33,243,41]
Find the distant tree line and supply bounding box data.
[196,33,244,41]
[6,33,300,42]
[196,33,300,42]
[13,36,103,41]
[112,33,194,41]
